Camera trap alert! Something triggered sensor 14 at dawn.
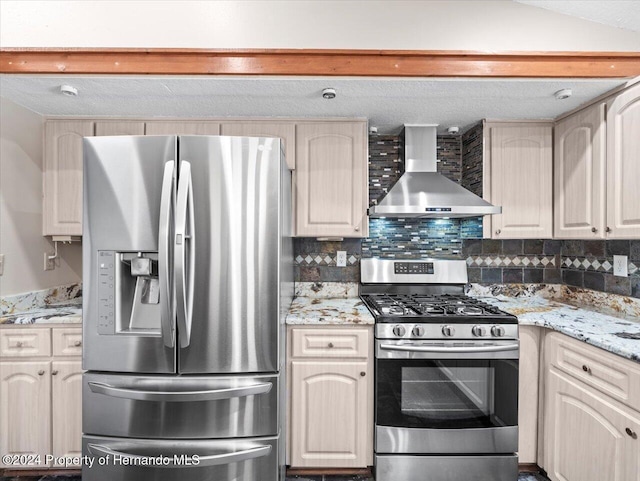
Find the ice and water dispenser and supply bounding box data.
[97,251,162,335]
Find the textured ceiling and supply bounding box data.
[0,76,628,134]
[515,0,640,32]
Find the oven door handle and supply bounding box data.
[379,343,520,353]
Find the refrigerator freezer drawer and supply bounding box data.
[83,372,279,439]
[82,434,279,481]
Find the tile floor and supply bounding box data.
[0,473,551,481]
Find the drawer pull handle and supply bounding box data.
[606,226,612,233]
[38,370,45,376]
[582,365,592,374]
[74,341,82,347]
[52,370,59,376]
[16,341,23,348]
[328,342,334,348]
[626,428,638,439]
[360,371,366,377]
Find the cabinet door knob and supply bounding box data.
[360,371,366,377]
[626,427,638,439]
[52,370,59,376]
[38,370,45,376]
[74,341,82,347]
[495,229,501,235]
[582,365,592,374]
[606,227,612,233]
[591,227,598,233]
[354,226,360,232]
[328,342,334,348]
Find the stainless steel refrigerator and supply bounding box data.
[81,135,292,481]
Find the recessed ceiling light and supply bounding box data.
[554,88,572,100]
[60,85,78,97]
[322,88,336,100]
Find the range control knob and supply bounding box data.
[442,325,455,337]
[412,325,426,337]
[472,325,487,337]
[392,325,406,337]
[491,325,506,337]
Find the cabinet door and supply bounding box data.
[607,83,640,238]
[145,121,220,136]
[221,122,295,170]
[554,104,606,239]
[490,125,553,238]
[0,361,50,468]
[290,360,369,467]
[95,121,145,136]
[51,361,82,463]
[43,120,94,236]
[295,122,368,237]
[545,369,640,481]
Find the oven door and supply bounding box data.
[375,339,519,454]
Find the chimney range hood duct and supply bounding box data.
[369,125,501,218]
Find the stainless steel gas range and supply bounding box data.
[360,258,519,481]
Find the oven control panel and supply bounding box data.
[394,262,434,275]
[376,323,519,340]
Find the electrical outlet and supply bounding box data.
[44,252,55,271]
[336,251,347,267]
[0,254,4,276]
[613,255,628,277]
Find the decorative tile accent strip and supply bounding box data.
[0,283,82,315]
[295,253,360,266]
[561,256,637,274]
[467,255,557,268]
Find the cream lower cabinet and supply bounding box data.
[542,332,640,481]
[484,123,553,239]
[0,327,82,469]
[288,326,373,468]
[294,121,368,237]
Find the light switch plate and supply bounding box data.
[613,255,628,277]
[44,252,55,271]
[0,254,4,276]
[336,251,347,267]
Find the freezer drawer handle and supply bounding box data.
[87,443,271,468]
[379,343,520,353]
[87,381,272,402]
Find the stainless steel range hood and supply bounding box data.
[369,125,501,218]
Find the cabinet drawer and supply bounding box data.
[52,328,83,357]
[291,328,370,359]
[0,328,51,358]
[547,332,640,410]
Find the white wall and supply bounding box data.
[1,0,639,51]
[0,97,82,296]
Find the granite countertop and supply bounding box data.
[286,297,374,325]
[473,294,640,363]
[0,299,82,325]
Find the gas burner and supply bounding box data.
[452,306,484,316]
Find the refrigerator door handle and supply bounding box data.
[87,443,272,467]
[175,160,195,348]
[158,160,176,348]
[88,380,272,402]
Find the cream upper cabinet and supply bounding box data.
[145,121,221,136]
[51,360,83,463]
[0,361,51,468]
[606,82,640,238]
[221,122,295,170]
[554,103,607,239]
[487,124,553,239]
[295,121,368,237]
[43,120,94,236]
[544,369,640,481]
[287,326,373,469]
[95,121,145,136]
